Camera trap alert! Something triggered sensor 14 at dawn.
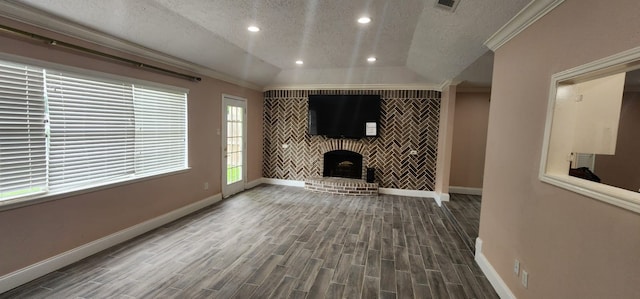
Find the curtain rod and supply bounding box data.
[0,24,202,82]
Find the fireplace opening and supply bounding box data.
[323,150,363,179]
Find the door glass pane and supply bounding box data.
[226,105,243,185]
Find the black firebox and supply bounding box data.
[323,150,363,179]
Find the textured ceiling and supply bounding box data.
[10,0,530,89]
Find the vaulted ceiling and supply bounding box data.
[4,0,530,89]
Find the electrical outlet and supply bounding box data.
[204,182,209,190]
[521,270,529,288]
[514,259,520,276]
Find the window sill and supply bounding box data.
[0,168,191,212]
[540,172,640,214]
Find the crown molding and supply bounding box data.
[0,1,262,91]
[438,80,455,91]
[484,0,564,51]
[262,83,442,92]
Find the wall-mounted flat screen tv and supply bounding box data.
[308,94,381,139]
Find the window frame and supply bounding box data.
[0,53,190,212]
[539,46,640,214]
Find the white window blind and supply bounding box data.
[0,57,188,203]
[133,86,187,175]
[0,61,47,200]
[46,72,136,191]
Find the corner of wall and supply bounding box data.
[474,238,517,299]
[435,85,457,195]
[433,192,449,206]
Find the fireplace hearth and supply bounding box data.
[323,150,363,179]
[305,148,377,196]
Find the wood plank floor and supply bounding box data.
[442,193,481,252]
[1,185,497,299]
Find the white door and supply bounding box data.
[222,95,247,198]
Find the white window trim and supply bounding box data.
[0,54,191,212]
[540,46,640,214]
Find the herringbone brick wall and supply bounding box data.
[263,90,441,190]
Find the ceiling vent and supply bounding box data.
[435,0,460,12]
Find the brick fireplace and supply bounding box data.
[263,90,441,191]
[304,141,378,196]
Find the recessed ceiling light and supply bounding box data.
[295,60,304,65]
[358,17,371,24]
[367,57,377,62]
[247,26,260,32]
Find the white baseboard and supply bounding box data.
[262,178,306,187]
[0,193,222,293]
[378,188,437,199]
[474,238,517,299]
[475,237,483,254]
[245,178,265,189]
[440,192,450,203]
[449,186,483,195]
[431,192,450,207]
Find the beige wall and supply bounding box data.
[450,92,490,188]
[480,0,640,298]
[0,18,263,276]
[247,92,265,181]
[435,85,456,196]
[594,91,640,192]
